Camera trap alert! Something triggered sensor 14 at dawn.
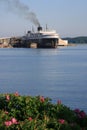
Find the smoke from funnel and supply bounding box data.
[0,0,40,26]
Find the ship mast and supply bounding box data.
[46,24,48,31]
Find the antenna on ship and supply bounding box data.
[46,24,48,30]
[32,26,34,32]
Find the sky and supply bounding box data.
[0,0,87,38]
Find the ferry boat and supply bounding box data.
[22,26,59,48]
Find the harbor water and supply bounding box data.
[0,44,87,112]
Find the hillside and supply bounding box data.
[63,36,87,43]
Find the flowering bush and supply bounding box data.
[0,92,87,130]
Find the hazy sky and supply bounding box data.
[0,0,87,37]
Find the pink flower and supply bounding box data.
[14,91,19,97]
[58,119,65,124]
[28,117,33,121]
[6,95,10,101]
[74,108,80,113]
[79,111,86,118]
[40,96,45,103]
[4,121,12,127]
[11,118,18,124]
[4,118,18,127]
[74,109,86,119]
[5,111,9,114]
[57,100,61,105]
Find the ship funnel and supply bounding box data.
[37,26,42,31]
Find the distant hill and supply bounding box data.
[62,36,87,43]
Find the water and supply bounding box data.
[0,44,87,112]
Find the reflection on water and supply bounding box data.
[0,45,87,112]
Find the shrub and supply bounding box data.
[0,92,86,130]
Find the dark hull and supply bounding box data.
[28,38,58,48]
[11,37,58,48]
